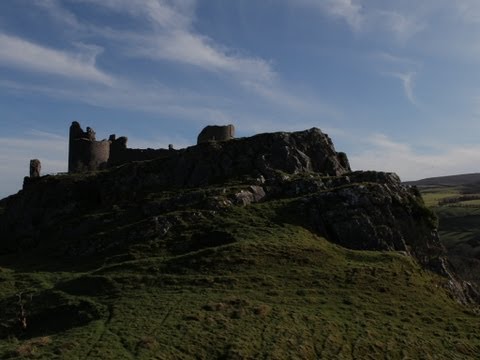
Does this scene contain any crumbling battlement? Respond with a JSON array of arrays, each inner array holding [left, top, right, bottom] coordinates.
[[108, 134, 174, 168], [68, 122, 236, 173], [69, 122, 110, 173], [68, 122, 180, 173]]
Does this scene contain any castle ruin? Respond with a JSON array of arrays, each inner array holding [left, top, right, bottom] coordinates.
[[68, 122, 235, 173], [68, 122, 110, 173], [197, 125, 235, 144]]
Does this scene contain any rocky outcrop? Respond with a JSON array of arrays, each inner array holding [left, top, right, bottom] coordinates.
[[269, 171, 479, 304], [288, 172, 440, 263], [96, 127, 351, 199]]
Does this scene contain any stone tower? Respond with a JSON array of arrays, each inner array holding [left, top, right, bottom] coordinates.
[[68, 121, 110, 173], [197, 125, 235, 144], [29, 159, 41, 178]]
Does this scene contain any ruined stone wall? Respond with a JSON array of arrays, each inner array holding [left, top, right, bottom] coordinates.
[[109, 147, 175, 167], [87, 140, 110, 171], [69, 122, 86, 173], [29, 159, 41, 178], [69, 139, 92, 173], [69, 122, 110, 173], [197, 125, 235, 144], [107, 136, 176, 167], [69, 139, 110, 172], [68, 122, 236, 173]]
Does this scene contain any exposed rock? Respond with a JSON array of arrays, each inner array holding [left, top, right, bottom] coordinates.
[[106, 127, 350, 192], [234, 186, 266, 206], [283, 171, 479, 304], [293, 174, 440, 259], [249, 185, 266, 202]]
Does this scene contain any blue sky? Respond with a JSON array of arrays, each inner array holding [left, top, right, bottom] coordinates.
[[2, 0, 480, 198]]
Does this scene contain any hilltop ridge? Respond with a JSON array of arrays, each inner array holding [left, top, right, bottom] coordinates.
[[2, 126, 476, 301], [404, 173, 480, 187], [0, 127, 479, 358]]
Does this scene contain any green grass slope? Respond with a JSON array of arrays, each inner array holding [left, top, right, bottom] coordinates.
[[0, 192, 479, 359]]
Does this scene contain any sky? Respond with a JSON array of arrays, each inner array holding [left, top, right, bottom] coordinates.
[[2, 0, 480, 198]]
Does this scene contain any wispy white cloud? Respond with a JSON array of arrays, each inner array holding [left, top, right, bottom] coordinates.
[[372, 52, 420, 106], [66, 0, 275, 81], [0, 33, 113, 85], [292, 0, 363, 31], [23, 0, 330, 122], [375, 10, 425, 43], [321, 0, 363, 31], [33, 0, 82, 29], [373, 52, 418, 66], [72, 0, 195, 30], [291, 0, 425, 43], [132, 31, 275, 81], [10, 0, 332, 124], [388, 72, 416, 105], [350, 133, 480, 181], [454, 0, 480, 23], [0, 79, 233, 124]]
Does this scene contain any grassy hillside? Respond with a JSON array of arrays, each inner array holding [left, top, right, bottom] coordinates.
[[0, 183, 479, 359]]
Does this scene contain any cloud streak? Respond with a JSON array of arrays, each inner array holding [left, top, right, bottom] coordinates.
[[4, 0, 330, 126], [389, 72, 416, 105], [291, 0, 425, 43], [374, 10, 425, 43], [321, 0, 363, 31], [33, 0, 82, 29], [67, 0, 275, 81], [0, 79, 233, 125], [0, 33, 113, 85], [132, 31, 275, 81]]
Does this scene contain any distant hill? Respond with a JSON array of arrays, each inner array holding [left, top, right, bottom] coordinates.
[[404, 173, 480, 186]]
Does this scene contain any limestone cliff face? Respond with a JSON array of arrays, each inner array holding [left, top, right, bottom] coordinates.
[[138, 127, 350, 186], [0, 128, 476, 303], [277, 172, 440, 264]]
